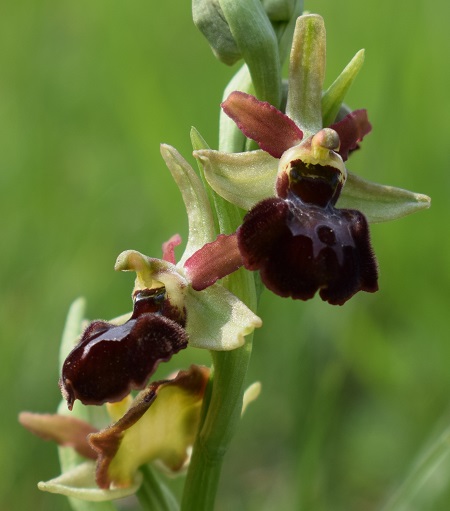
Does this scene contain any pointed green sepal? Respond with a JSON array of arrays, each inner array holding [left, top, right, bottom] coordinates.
[[194, 149, 277, 210], [59, 297, 87, 368], [322, 49, 365, 127], [160, 144, 215, 265], [219, 64, 254, 153], [337, 172, 431, 222], [192, 124, 252, 235], [37, 461, 142, 502], [286, 14, 326, 135], [184, 283, 262, 350], [190, 126, 210, 152]]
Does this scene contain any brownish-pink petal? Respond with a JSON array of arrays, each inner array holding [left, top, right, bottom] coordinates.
[[19, 412, 98, 460], [184, 233, 243, 290], [162, 234, 182, 264], [330, 109, 372, 161], [221, 91, 304, 158]]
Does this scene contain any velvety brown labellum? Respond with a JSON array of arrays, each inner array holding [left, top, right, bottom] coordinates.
[[237, 194, 378, 305], [60, 315, 188, 409], [60, 291, 188, 409]]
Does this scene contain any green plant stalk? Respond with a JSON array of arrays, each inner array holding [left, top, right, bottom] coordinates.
[[180, 211, 256, 509], [181, 149, 256, 509], [180, 4, 305, 507], [181, 77, 259, 511], [137, 464, 180, 511], [180, 339, 253, 511]]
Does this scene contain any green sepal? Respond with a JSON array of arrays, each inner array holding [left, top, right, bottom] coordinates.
[[37, 461, 142, 503], [191, 126, 245, 235], [220, 64, 254, 154], [190, 126, 220, 236], [184, 283, 262, 350], [322, 49, 365, 127], [286, 14, 326, 136], [160, 144, 215, 265], [59, 297, 87, 369], [337, 172, 431, 222], [194, 149, 277, 211]]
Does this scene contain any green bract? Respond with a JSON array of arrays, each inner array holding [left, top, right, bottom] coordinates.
[[37, 462, 142, 503]]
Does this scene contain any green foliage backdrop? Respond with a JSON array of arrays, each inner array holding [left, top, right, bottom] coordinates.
[[1, 1, 449, 510]]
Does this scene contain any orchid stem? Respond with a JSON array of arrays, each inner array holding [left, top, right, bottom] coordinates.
[[137, 464, 179, 511], [181, 139, 257, 510], [179, 4, 304, 502], [180, 340, 253, 511]]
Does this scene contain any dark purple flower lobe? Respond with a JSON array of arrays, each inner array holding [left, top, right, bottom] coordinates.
[[60, 291, 188, 409], [277, 160, 344, 207], [237, 194, 378, 305]]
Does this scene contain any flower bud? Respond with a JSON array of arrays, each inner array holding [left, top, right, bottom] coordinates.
[[193, 0, 282, 106], [192, 0, 241, 65], [261, 0, 297, 21]]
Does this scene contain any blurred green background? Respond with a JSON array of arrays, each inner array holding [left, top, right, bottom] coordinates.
[[1, 1, 449, 510]]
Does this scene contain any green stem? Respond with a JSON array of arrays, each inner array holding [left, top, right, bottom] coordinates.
[[137, 464, 180, 511], [181, 339, 253, 511], [181, 3, 304, 508], [220, 0, 282, 108], [183, 124, 258, 510]]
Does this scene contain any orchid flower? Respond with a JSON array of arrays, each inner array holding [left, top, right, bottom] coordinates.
[[193, 15, 430, 305], [19, 229, 259, 504], [20, 299, 211, 500], [19, 8, 432, 511], [59, 144, 261, 409], [20, 144, 262, 500]]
